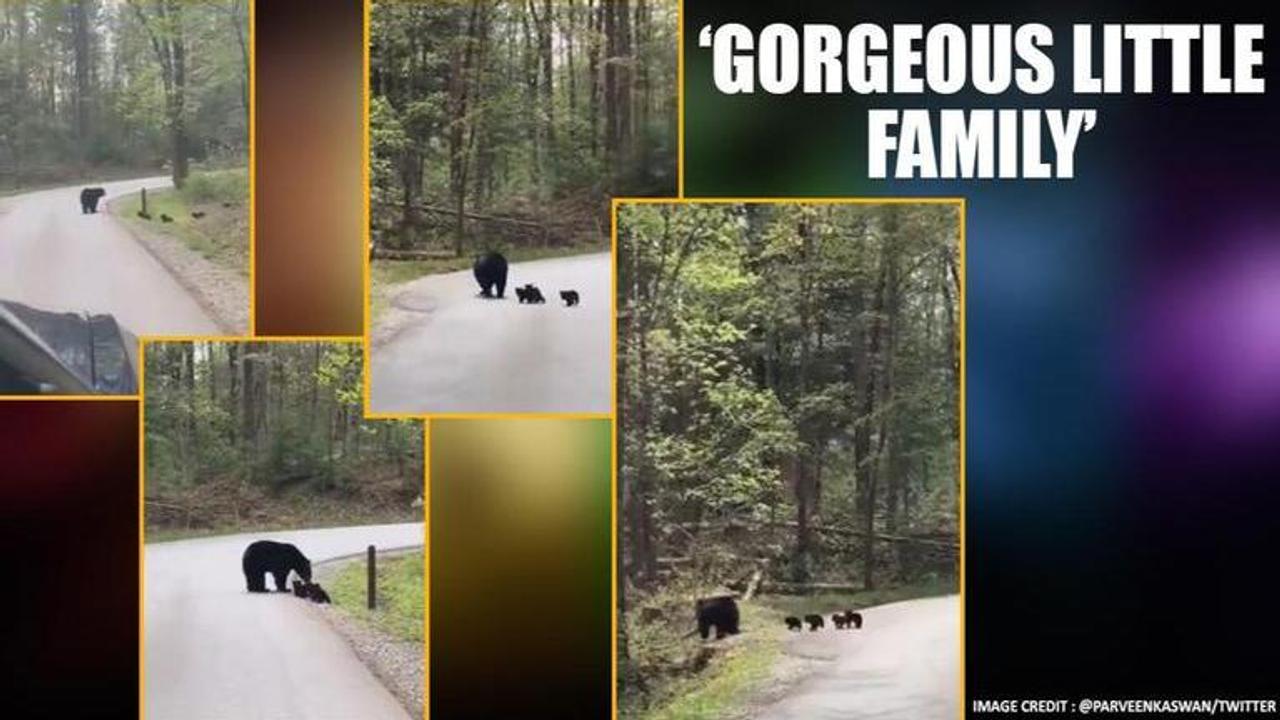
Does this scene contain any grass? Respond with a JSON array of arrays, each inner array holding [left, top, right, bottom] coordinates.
[[115, 168, 249, 276], [625, 577, 957, 720], [328, 552, 425, 643], [632, 602, 788, 720]]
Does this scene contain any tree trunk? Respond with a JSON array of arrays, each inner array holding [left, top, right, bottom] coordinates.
[[858, 209, 895, 590], [169, 0, 188, 187], [588, 0, 602, 156], [12, 1, 29, 182], [230, 0, 250, 127], [448, 2, 482, 256], [72, 0, 92, 170]]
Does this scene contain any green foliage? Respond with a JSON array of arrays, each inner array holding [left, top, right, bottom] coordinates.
[[369, 0, 677, 253], [619, 203, 961, 708], [181, 168, 247, 204], [145, 342, 423, 533], [624, 600, 784, 720], [116, 168, 248, 275], [0, 1, 249, 188]]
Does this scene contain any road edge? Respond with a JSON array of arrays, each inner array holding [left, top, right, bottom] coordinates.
[[313, 545, 425, 720], [105, 192, 249, 334], [369, 247, 613, 350]]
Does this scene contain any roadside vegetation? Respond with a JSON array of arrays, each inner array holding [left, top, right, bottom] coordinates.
[[626, 579, 955, 720], [115, 168, 249, 276], [328, 553, 425, 643]]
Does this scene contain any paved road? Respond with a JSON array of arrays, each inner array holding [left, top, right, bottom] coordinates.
[[0, 177, 218, 335], [752, 595, 960, 720], [145, 523, 423, 720], [370, 252, 611, 414]]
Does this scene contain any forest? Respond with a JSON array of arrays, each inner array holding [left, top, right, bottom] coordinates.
[[616, 203, 961, 713], [144, 342, 422, 536], [369, 0, 677, 260], [0, 0, 249, 190]]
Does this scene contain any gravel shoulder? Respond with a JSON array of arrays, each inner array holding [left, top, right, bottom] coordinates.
[[313, 548, 425, 720], [108, 192, 249, 334]]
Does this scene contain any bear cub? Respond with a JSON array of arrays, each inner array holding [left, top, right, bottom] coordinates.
[[559, 290, 580, 307], [291, 579, 332, 604], [516, 283, 546, 304]]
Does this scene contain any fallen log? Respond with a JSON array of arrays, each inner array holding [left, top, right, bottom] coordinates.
[[372, 248, 458, 261], [672, 521, 959, 550], [371, 200, 545, 229], [757, 581, 867, 595]]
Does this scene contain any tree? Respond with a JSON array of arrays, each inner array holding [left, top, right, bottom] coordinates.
[[0, 0, 248, 189], [127, 0, 188, 188], [369, 0, 677, 257]]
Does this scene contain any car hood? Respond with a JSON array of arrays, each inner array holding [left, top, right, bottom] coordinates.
[[0, 300, 138, 394]]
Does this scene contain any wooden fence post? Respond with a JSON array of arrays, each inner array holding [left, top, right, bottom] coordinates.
[[367, 545, 377, 610], [141, 187, 148, 215]]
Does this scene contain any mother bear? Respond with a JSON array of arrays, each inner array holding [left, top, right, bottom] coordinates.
[[80, 187, 106, 214], [473, 251, 509, 299], [242, 540, 311, 593]]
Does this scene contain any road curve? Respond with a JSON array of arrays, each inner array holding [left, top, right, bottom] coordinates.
[[0, 177, 218, 335], [370, 252, 611, 414], [144, 523, 423, 720], [751, 595, 960, 720]]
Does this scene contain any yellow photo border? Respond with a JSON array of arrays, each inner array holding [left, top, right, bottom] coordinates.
[[136, 333, 424, 719], [608, 196, 965, 720], [0, 1, 969, 719]]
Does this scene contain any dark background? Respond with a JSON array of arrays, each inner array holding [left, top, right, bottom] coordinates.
[[0, 402, 139, 718], [686, 0, 1280, 702]]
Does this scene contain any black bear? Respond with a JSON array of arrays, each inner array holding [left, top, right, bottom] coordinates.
[[160, 213, 174, 223], [306, 582, 332, 604], [516, 283, 546, 304], [784, 616, 803, 631], [804, 614, 825, 631], [832, 613, 848, 629], [559, 290, 580, 307], [242, 540, 311, 593], [80, 187, 106, 214], [191, 211, 206, 219], [696, 594, 740, 640], [473, 251, 509, 298], [842, 610, 863, 629], [292, 579, 310, 598]]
